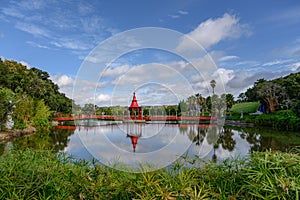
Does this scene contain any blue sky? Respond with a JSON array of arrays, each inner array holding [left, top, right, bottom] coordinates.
[[1, 0, 300, 106]]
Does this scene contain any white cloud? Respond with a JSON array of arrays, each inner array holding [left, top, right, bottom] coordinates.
[[96, 94, 111, 102], [219, 55, 239, 62], [1, 7, 24, 18], [20, 61, 31, 69], [26, 41, 50, 49], [234, 60, 260, 67], [102, 65, 131, 77], [2, 1, 115, 55], [178, 10, 188, 15], [262, 59, 293, 67], [15, 22, 50, 38], [291, 62, 300, 71], [51, 38, 92, 51], [16, 0, 46, 10], [176, 13, 251, 51], [169, 14, 180, 19], [51, 74, 74, 87]]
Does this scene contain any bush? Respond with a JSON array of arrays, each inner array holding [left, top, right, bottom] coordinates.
[[255, 110, 300, 131], [32, 118, 51, 134], [13, 119, 27, 130]]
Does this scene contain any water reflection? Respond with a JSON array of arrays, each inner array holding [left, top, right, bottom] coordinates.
[[2, 123, 300, 168]]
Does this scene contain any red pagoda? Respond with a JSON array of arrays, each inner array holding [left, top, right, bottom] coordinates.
[[129, 92, 142, 120]]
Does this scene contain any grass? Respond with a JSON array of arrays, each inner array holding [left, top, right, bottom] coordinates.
[[231, 101, 260, 114], [0, 147, 299, 199]]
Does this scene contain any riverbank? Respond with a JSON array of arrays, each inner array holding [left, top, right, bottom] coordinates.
[[226, 110, 300, 131], [0, 126, 36, 143], [0, 148, 299, 199]]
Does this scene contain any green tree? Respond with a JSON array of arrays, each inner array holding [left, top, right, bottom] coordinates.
[[178, 100, 188, 116], [13, 95, 34, 129], [245, 78, 267, 102], [237, 92, 247, 103], [33, 99, 51, 119], [225, 93, 234, 112], [0, 88, 15, 131], [257, 82, 287, 113]]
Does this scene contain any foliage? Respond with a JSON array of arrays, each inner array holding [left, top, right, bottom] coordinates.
[[32, 118, 51, 134], [12, 95, 34, 128], [0, 59, 73, 114], [257, 82, 287, 113], [242, 149, 300, 199], [0, 88, 15, 131], [225, 93, 234, 111], [245, 78, 267, 102], [0, 148, 299, 199], [33, 99, 51, 120], [0, 59, 74, 130], [291, 99, 300, 117], [178, 100, 188, 115], [231, 101, 260, 114], [254, 110, 300, 131], [243, 72, 300, 113]]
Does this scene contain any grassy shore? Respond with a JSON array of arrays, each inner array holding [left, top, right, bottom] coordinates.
[[0, 148, 299, 199]]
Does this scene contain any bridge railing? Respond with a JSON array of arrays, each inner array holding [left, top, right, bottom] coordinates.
[[56, 115, 217, 122]]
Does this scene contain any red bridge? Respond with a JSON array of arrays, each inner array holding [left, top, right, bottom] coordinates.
[[57, 93, 217, 123], [56, 115, 216, 122]]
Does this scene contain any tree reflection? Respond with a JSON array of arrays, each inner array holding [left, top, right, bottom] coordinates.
[[12, 126, 74, 152], [238, 129, 261, 151], [184, 125, 238, 161], [218, 127, 236, 151]]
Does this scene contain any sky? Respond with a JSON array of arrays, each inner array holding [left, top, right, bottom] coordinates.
[[1, 0, 300, 106]]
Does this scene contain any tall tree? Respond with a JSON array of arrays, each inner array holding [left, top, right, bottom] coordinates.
[[225, 93, 234, 112], [210, 80, 216, 95], [245, 78, 267, 102], [257, 82, 286, 113]]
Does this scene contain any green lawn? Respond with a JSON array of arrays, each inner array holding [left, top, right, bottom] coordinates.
[[231, 101, 260, 114]]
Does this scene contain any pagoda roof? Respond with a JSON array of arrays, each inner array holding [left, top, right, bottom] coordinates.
[[129, 92, 140, 108]]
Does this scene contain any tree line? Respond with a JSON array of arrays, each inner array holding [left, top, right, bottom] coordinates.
[[0, 58, 73, 131]]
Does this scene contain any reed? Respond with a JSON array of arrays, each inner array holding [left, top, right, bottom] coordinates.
[[0, 147, 299, 199]]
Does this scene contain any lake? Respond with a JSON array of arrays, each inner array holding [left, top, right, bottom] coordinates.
[[2, 122, 300, 171]]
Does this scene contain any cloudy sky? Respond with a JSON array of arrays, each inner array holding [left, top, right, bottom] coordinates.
[[1, 0, 300, 106]]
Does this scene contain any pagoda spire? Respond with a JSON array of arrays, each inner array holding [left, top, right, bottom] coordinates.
[[129, 92, 139, 108]]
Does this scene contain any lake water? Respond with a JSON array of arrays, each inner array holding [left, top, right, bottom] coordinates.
[[2, 122, 300, 171]]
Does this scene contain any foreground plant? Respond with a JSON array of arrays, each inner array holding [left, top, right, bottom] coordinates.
[[0, 147, 299, 199]]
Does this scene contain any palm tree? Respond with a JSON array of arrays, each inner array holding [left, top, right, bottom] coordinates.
[[210, 80, 216, 95]]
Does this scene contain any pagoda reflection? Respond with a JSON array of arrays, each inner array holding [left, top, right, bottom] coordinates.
[[126, 123, 143, 152]]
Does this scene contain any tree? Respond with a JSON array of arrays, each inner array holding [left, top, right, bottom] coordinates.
[[245, 78, 267, 102], [212, 94, 226, 117], [291, 99, 300, 117], [33, 99, 51, 119], [257, 82, 287, 113], [237, 92, 247, 103], [225, 93, 234, 112], [210, 80, 216, 95], [82, 103, 96, 115], [178, 100, 188, 116], [195, 93, 206, 113], [0, 88, 15, 131]]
